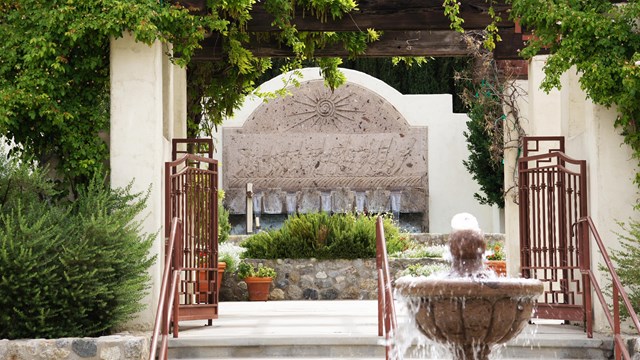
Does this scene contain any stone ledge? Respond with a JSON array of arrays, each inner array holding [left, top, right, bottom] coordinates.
[[0, 334, 149, 360], [219, 258, 449, 301]]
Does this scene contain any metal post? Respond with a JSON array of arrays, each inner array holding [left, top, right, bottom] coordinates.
[[246, 183, 253, 234]]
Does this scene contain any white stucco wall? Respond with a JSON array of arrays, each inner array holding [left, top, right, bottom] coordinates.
[[216, 67, 500, 233], [110, 33, 186, 329], [513, 55, 639, 332]]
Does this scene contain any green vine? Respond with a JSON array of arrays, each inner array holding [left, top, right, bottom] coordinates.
[[511, 0, 640, 191], [190, 0, 380, 137], [0, 1, 208, 191], [0, 0, 379, 189], [1, 0, 503, 193], [443, 0, 502, 51]]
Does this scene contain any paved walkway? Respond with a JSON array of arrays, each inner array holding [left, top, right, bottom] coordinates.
[[171, 300, 619, 359], [178, 300, 589, 341]]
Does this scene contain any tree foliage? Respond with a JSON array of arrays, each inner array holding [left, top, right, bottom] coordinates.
[[512, 0, 640, 189], [0, 1, 207, 190], [0, 0, 377, 188]]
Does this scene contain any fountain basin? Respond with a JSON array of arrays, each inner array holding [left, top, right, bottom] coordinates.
[[395, 277, 544, 360]]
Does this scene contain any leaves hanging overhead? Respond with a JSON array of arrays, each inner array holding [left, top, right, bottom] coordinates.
[[512, 0, 640, 192]]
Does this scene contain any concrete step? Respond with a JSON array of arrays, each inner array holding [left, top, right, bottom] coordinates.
[[166, 301, 616, 359], [168, 328, 615, 359]]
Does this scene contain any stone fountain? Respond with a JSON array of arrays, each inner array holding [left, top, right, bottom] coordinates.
[[395, 213, 544, 360]]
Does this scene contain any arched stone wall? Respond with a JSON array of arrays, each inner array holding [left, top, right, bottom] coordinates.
[[222, 79, 428, 228]]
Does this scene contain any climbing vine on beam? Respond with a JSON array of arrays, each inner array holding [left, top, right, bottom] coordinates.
[[0, 0, 379, 188], [0, 0, 499, 192]]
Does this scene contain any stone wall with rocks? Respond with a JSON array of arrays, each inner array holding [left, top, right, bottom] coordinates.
[[221, 233, 506, 301], [220, 258, 447, 301], [0, 334, 148, 360]]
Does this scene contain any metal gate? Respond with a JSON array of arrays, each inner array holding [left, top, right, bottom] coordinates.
[[518, 136, 590, 322], [165, 138, 219, 323]]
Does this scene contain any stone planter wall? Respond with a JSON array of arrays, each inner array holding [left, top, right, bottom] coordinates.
[[0, 335, 148, 360], [221, 233, 505, 301], [219, 258, 448, 301]]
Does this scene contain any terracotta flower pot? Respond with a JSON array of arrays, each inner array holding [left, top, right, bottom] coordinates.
[[486, 260, 507, 276], [217, 261, 227, 292], [244, 276, 273, 301]]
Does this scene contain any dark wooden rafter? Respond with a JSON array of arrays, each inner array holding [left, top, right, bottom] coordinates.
[[174, 0, 529, 60], [193, 30, 477, 60], [246, 0, 513, 32]]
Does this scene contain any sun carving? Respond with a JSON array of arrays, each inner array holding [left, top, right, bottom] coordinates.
[[285, 90, 362, 131]]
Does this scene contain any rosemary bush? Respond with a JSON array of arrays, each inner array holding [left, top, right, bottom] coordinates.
[[608, 220, 640, 319], [0, 156, 154, 339], [241, 213, 408, 259]]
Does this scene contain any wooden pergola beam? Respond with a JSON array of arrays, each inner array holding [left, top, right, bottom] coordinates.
[[192, 30, 473, 60], [175, 0, 527, 60], [245, 1, 512, 32], [192, 29, 526, 60]]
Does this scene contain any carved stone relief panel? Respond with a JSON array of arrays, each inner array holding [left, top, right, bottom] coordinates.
[[223, 79, 428, 226]]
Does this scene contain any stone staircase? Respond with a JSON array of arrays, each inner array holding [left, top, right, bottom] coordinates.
[[165, 301, 623, 360]]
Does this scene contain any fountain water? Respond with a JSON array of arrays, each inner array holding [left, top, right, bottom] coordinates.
[[253, 192, 263, 230], [285, 192, 297, 215], [395, 213, 543, 360], [355, 192, 366, 213], [390, 191, 401, 222], [320, 192, 332, 213]]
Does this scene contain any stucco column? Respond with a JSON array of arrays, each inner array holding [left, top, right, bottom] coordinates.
[[110, 32, 165, 330]]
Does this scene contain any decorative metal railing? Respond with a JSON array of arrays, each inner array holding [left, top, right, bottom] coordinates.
[[165, 153, 219, 323], [376, 217, 400, 360], [519, 141, 589, 324], [150, 217, 183, 360], [576, 216, 640, 360]]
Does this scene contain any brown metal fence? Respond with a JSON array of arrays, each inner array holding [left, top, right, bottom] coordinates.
[[518, 136, 589, 323], [165, 139, 219, 324]]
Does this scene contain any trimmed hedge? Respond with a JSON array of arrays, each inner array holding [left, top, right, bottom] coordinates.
[[0, 157, 154, 339], [241, 212, 408, 259]]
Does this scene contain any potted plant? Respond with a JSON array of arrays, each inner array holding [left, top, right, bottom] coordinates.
[[196, 249, 211, 303], [485, 240, 506, 276], [237, 261, 276, 301]]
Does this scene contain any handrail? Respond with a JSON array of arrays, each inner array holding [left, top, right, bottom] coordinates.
[[376, 217, 399, 360], [577, 216, 640, 360], [149, 217, 183, 360]]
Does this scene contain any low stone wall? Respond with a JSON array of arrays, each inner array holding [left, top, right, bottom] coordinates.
[[220, 258, 448, 301], [222, 233, 505, 301], [0, 335, 149, 360]]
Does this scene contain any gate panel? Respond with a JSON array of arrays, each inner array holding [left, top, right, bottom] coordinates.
[[166, 139, 219, 323], [518, 137, 589, 322]]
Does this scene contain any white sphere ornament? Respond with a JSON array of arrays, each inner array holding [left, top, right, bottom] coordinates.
[[450, 212, 480, 232]]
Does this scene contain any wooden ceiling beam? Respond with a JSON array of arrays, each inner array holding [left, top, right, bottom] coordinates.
[[245, 4, 512, 32], [175, 0, 527, 60], [192, 31, 470, 60], [173, 0, 512, 31], [191, 30, 526, 60]]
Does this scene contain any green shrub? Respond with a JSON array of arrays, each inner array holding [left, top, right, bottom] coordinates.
[[0, 159, 154, 339], [241, 213, 408, 259], [608, 220, 640, 320], [218, 190, 231, 244], [219, 242, 244, 273]]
